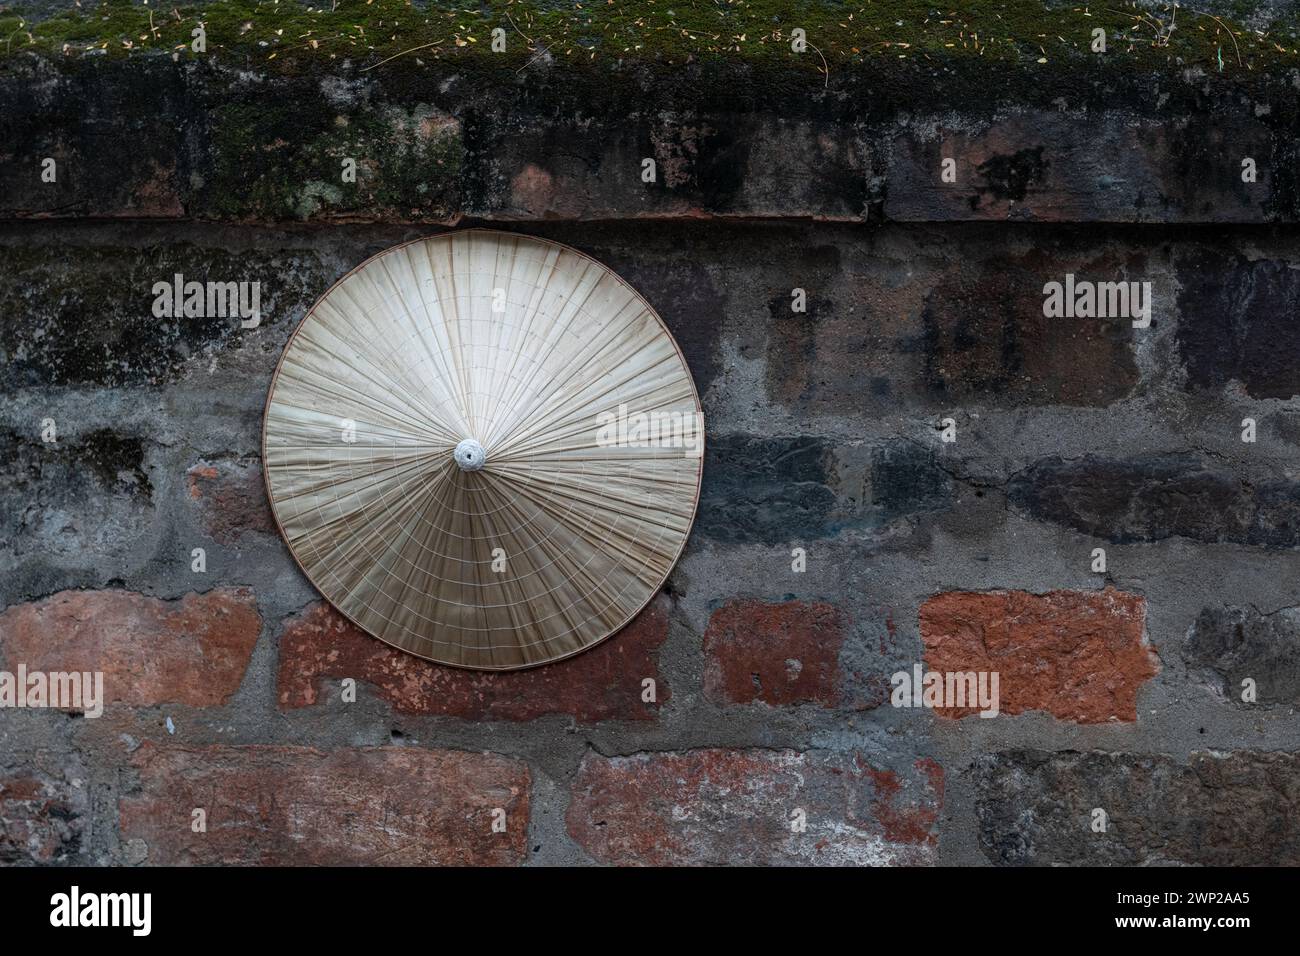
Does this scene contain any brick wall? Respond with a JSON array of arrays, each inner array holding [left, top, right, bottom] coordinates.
[[4, 2, 1300, 866]]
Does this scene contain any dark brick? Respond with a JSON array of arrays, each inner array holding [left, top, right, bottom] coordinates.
[[765, 289, 836, 405], [977, 750, 1300, 866], [1185, 605, 1300, 706], [590, 254, 725, 396], [763, 273, 863, 407], [0, 59, 186, 219], [1178, 252, 1300, 399], [922, 253, 1139, 407], [496, 114, 868, 221], [567, 749, 941, 866], [1008, 455, 1300, 546], [887, 113, 1272, 222], [870, 441, 951, 521], [697, 435, 837, 544], [197, 95, 463, 221], [0, 428, 150, 498], [759, 242, 921, 416]]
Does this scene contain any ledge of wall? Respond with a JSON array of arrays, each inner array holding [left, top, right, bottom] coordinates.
[[3, 1, 1300, 223]]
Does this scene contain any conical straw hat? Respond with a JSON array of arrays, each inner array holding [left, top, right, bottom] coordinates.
[[262, 231, 703, 670]]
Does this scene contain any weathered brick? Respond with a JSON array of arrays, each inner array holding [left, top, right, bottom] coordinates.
[[887, 113, 1271, 222], [7, 51, 1289, 226], [703, 599, 847, 707], [494, 115, 869, 221], [0, 428, 155, 568], [1008, 455, 1300, 546], [638, 115, 868, 220], [200, 97, 463, 221], [187, 458, 275, 544], [1178, 252, 1300, 399], [0, 768, 87, 865], [1185, 605, 1300, 705], [278, 597, 670, 721], [0, 588, 261, 708], [762, 245, 925, 416], [977, 750, 1300, 866], [697, 435, 837, 543], [0, 60, 186, 220], [0, 241, 331, 389], [870, 441, 952, 521], [919, 588, 1156, 723], [567, 749, 942, 866], [922, 252, 1139, 406], [119, 744, 529, 865]]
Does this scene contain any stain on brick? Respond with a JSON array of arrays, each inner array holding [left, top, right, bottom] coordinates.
[[0, 588, 261, 709], [278, 597, 670, 721], [920, 588, 1156, 722], [974, 147, 1047, 205], [1008, 455, 1300, 546], [887, 114, 1272, 222], [703, 599, 847, 707], [120, 744, 528, 865], [1185, 605, 1300, 705], [567, 749, 942, 866], [977, 750, 1300, 866]]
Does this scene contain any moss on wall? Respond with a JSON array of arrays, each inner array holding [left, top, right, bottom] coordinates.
[[0, 0, 1295, 79], [199, 95, 462, 219]]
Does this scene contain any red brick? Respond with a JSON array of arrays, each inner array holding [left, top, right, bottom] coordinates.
[[919, 587, 1157, 723], [186, 458, 275, 543], [703, 599, 846, 707], [119, 744, 529, 865], [0, 769, 86, 864], [278, 597, 670, 721], [0, 588, 261, 708], [566, 749, 941, 866]]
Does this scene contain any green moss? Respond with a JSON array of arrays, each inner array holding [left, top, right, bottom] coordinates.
[[198, 94, 463, 219], [0, 0, 1296, 77]]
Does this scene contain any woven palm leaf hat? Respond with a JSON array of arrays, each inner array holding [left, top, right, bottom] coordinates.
[[262, 230, 703, 670]]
